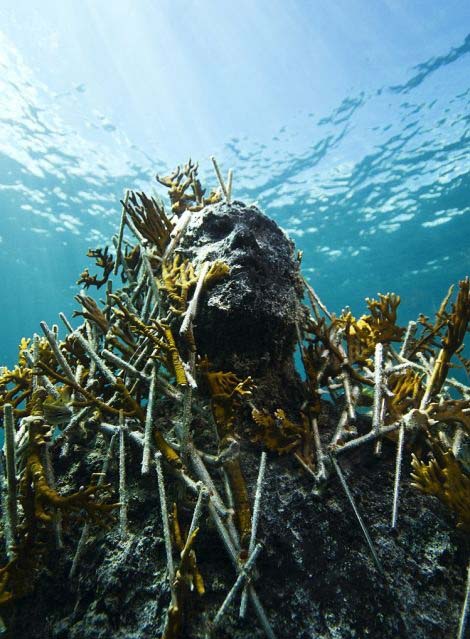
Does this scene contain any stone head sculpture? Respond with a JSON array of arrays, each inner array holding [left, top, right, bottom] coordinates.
[[176, 200, 305, 387]]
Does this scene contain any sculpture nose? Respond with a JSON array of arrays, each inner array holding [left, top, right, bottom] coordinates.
[[229, 228, 260, 251]]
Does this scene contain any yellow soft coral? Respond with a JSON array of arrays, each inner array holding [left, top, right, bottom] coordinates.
[[386, 370, 424, 422], [411, 438, 470, 533], [334, 293, 405, 364], [123, 190, 174, 256], [156, 160, 221, 217], [251, 408, 305, 455], [0, 414, 118, 606], [423, 277, 470, 401], [159, 256, 229, 316], [22, 417, 117, 525], [200, 360, 253, 547]]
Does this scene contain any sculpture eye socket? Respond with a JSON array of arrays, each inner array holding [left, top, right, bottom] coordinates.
[[206, 215, 234, 240]]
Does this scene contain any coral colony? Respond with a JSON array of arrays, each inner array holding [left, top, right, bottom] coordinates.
[[0, 158, 469, 638]]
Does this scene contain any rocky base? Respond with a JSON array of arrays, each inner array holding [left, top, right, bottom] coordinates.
[[5, 408, 467, 639]]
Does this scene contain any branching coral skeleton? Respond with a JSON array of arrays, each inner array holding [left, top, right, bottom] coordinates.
[[0, 159, 468, 639]]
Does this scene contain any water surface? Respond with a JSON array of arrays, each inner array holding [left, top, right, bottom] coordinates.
[[0, 2, 468, 367]]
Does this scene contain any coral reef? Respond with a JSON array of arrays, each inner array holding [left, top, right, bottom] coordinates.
[[0, 159, 468, 639]]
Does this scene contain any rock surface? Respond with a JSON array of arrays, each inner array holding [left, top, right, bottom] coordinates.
[[8, 423, 467, 639]]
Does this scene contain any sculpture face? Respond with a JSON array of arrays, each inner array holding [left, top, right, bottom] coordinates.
[[176, 200, 304, 371]]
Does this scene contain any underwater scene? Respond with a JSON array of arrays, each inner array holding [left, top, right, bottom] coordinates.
[[0, 2, 469, 638]]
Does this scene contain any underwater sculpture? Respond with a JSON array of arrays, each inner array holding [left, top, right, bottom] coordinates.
[[0, 158, 468, 638]]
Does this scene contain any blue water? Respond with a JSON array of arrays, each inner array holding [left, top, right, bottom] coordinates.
[[0, 1, 469, 367]]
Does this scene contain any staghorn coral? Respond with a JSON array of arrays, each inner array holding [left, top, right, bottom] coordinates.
[[159, 255, 199, 315], [199, 360, 254, 547], [1, 159, 469, 639], [171, 503, 205, 597], [0, 363, 32, 415], [110, 294, 187, 387], [0, 411, 117, 605], [73, 294, 109, 335], [23, 417, 116, 525], [161, 502, 206, 638], [333, 293, 405, 365], [0, 536, 47, 605], [158, 255, 229, 316], [0, 336, 59, 418], [299, 343, 323, 415], [425, 398, 470, 433], [163, 523, 202, 639], [122, 190, 174, 255], [422, 277, 470, 403], [77, 247, 114, 290], [156, 159, 221, 217], [385, 369, 424, 423]]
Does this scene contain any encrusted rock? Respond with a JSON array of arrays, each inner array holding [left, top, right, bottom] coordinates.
[[177, 200, 305, 370], [176, 199, 306, 411]]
